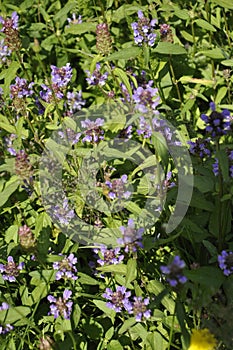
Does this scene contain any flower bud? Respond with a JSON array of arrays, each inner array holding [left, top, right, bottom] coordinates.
[[96, 23, 112, 55]]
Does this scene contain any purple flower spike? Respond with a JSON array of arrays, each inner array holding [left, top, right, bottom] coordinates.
[[86, 63, 108, 86], [128, 296, 151, 322], [47, 289, 73, 319], [201, 102, 232, 137], [132, 81, 160, 113], [160, 255, 187, 287], [218, 250, 233, 276], [81, 118, 104, 143], [131, 11, 157, 47], [10, 77, 34, 99], [50, 197, 75, 226], [103, 286, 131, 312], [105, 174, 131, 200], [118, 219, 144, 253], [53, 253, 78, 280], [0, 256, 24, 282], [93, 245, 124, 266], [51, 63, 72, 88]]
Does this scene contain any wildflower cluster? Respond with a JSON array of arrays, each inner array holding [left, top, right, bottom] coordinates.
[[0, 256, 24, 282], [160, 256, 187, 287], [53, 253, 78, 280], [131, 11, 157, 46], [47, 289, 73, 319], [218, 250, 233, 276], [103, 286, 151, 322], [118, 219, 144, 253], [0, 303, 13, 335]]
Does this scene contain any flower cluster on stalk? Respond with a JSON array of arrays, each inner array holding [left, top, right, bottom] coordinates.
[[81, 118, 104, 143], [0, 256, 24, 282], [53, 253, 78, 280], [103, 286, 151, 322], [218, 250, 233, 276], [86, 63, 108, 86], [131, 11, 157, 46], [160, 255, 187, 287], [105, 174, 131, 200], [93, 245, 124, 266], [212, 150, 233, 178], [50, 197, 75, 226], [0, 11, 21, 51], [201, 102, 231, 137], [47, 289, 73, 319], [118, 219, 144, 253]]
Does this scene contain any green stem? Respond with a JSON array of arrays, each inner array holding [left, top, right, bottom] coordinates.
[[169, 56, 182, 105], [68, 331, 77, 350]]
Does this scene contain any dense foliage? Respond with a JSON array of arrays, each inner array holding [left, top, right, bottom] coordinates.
[[0, 0, 233, 349]]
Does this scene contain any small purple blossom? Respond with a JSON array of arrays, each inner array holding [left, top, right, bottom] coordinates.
[[40, 83, 63, 102], [81, 118, 104, 143], [0, 11, 19, 32], [105, 174, 131, 200], [93, 245, 124, 266], [0, 39, 11, 63], [103, 286, 132, 312], [118, 219, 144, 253], [0, 256, 24, 282], [0, 303, 13, 335], [10, 77, 34, 99], [201, 102, 231, 137], [188, 138, 212, 158], [53, 253, 78, 280], [86, 63, 108, 86], [51, 198, 75, 225], [128, 296, 151, 322], [132, 81, 160, 113], [160, 256, 187, 287], [66, 90, 85, 115], [67, 13, 82, 26], [58, 128, 81, 145], [131, 11, 157, 47], [4, 133, 17, 155], [137, 116, 152, 138], [47, 289, 73, 319], [51, 63, 72, 88], [218, 250, 233, 276]]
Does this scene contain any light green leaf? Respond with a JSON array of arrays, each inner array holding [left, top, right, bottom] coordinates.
[[65, 22, 97, 35], [105, 47, 141, 61], [0, 177, 19, 207], [125, 259, 137, 287], [201, 48, 225, 59], [211, 0, 233, 9], [154, 42, 187, 55], [195, 19, 216, 32]]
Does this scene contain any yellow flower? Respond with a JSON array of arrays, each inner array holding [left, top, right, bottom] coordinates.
[[188, 328, 217, 350]]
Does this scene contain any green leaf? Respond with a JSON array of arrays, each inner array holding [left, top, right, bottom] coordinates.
[[201, 48, 225, 59], [154, 42, 187, 55], [216, 149, 229, 182], [211, 0, 233, 9], [0, 306, 31, 324], [146, 331, 168, 349], [113, 67, 132, 96], [221, 59, 233, 67], [92, 300, 115, 320], [65, 22, 97, 35], [125, 259, 137, 287], [190, 192, 215, 211], [105, 47, 141, 61], [5, 225, 18, 244], [185, 267, 224, 290], [107, 340, 123, 350], [53, 2, 76, 25], [78, 272, 100, 285], [118, 317, 137, 334], [97, 264, 127, 275], [73, 304, 81, 327], [147, 280, 175, 313], [195, 19, 216, 32], [0, 177, 19, 207], [194, 175, 214, 193]]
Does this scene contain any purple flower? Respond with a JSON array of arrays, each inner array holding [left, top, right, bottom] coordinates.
[[66, 91, 85, 114], [4, 133, 17, 155], [105, 174, 131, 200], [58, 128, 81, 145], [67, 13, 82, 25], [132, 81, 160, 113], [10, 77, 34, 99], [51, 63, 72, 88], [0, 303, 13, 334], [93, 245, 124, 266], [40, 83, 63, 102], [188, 138, 212, 158], [128, 296, 151, 322], [201, 102, 231, 137], [212, 158, 219, 176], [0, 39, 11, 63], [81, 118, 104, 143], [131, 11, 157, 47], [86, 63, 108, 86], [137, 116, 152, 138], [103, 286, 132, 312], [50, 198, 75, 225], [0, 302, 10, 311], [47, 289, 73, 319], [0, 11, 19, 32], [118, 219, 144, 253], [218, 250, 233, 276], [160, 256, 187, 287], [53, 253, 78, 280], [0, 256, 24, 282]]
